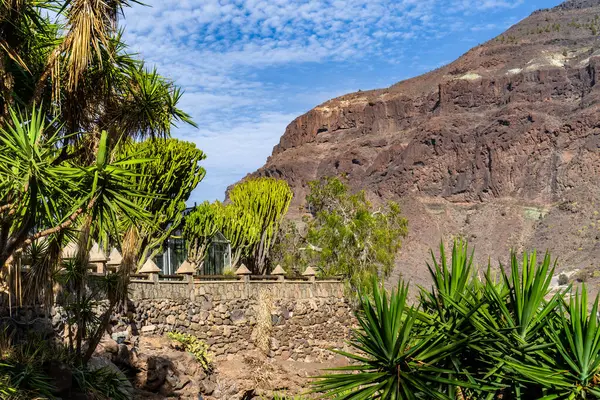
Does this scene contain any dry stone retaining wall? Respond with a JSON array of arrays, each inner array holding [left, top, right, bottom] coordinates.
[[120, 279, 354, 362]]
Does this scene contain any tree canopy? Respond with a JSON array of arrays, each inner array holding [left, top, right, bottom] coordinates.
[[117, 138, 206, 269], [271, 176, 408, 291], [183, 177, 293, 274], [0, 0, 198, 373], [0, 0, 195, 265]]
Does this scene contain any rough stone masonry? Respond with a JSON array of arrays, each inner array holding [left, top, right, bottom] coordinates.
[[116, 278, 355, 362]]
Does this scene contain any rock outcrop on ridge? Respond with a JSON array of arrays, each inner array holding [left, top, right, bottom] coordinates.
[[249, 0, 600, 287]]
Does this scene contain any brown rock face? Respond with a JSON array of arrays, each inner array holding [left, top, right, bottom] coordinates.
[[249, 0, 600, 287]]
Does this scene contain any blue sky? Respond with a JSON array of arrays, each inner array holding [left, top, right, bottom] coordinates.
[[122, 0, 563, 205]]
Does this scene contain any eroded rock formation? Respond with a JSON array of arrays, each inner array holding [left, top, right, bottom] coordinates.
[[249, 0, 600, 286]]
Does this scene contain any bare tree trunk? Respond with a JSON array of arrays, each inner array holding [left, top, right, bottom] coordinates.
[[0, 179, 38, 267], [231, 247, 243, 271], [83, 301, 115, 363]]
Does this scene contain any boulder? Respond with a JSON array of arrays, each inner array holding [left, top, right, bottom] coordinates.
[[46, 361, 72, 394], [141, 325, 156, 334], [112, 330, 130, 344], [88, 357, 134, 398], [100, 336, 119, 354], [115, 343, 131, 367]]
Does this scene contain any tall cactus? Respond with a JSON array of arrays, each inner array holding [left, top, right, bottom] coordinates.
[[221, 202, 262, 270], [228, 178, 293, 273], [117, 138, 206, 268], [183, 201, 225, 266], [183, 177, 292, 274]]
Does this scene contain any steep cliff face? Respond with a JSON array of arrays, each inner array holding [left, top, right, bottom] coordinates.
[[251, 0, 600, 286]]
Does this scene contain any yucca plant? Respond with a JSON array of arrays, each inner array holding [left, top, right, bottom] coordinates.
[[470, 252, 564, 398], [420, 241, 483, 341], [0, 361, 56, 399], [314, 241, 600, 400], [420, 241, 496, 399], [503, 285, 600, 399], [0, 335, 58, 399], [72, 366, 132, 400], [313, 279, 476, 399]]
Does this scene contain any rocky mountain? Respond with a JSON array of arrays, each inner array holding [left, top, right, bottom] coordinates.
[[251, 0, 600, 287]]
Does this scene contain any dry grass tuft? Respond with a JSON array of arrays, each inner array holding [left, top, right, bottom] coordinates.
[[253, 288, 273, 355]]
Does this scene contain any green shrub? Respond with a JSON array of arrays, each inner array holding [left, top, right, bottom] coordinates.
[[0, 360, 56, 399], [0, 331, 133, 400], [313, 241, 600, 399], [72, 366, 131, 400], [265, 394, 311, 400], [0, 333, 60, 399], [167, 332, 212, 371]]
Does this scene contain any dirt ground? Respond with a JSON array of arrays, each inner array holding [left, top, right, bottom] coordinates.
[[129, 335, 349, 400]]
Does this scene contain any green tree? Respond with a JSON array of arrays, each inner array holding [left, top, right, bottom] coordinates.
[[228, 177, 293, 274], [0, 0, 196, 376], [117, 138, 206, 269], [0, 0, 194, 265], [183, 200, 226, 267], [0, 109, 149, 267], [0, 109, 151, 366], [183, 178, 293, 274], [1, 0, 194, 145], [269, 220, 307, 276], [304, 177, 408, 291]]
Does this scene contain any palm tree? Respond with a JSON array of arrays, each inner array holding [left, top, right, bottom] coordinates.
[[0, 0, 196, 266], [0, 107, 150, 266], [1, 0, 195, 148], [0, 0, 55, 115], [0, 0, 198, 366]]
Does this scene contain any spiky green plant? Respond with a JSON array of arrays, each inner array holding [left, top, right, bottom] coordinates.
[[313, 278, 474, 399], [418, 241, 492, 399], [72, 366, 132, 400], [313, 241, 600, 400], [0, 333, 62, 399], [505, 285, 600, 399], [0, 361, 56, 399], [468, 252, 564, 398]]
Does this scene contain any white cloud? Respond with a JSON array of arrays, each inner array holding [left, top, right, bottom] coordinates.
[[471, 23, 499, 31], [185, 112, 298, 203], [123, 0, 524, 74]]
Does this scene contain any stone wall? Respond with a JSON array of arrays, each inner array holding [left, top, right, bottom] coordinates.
[[117, 278, 354, 362]]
